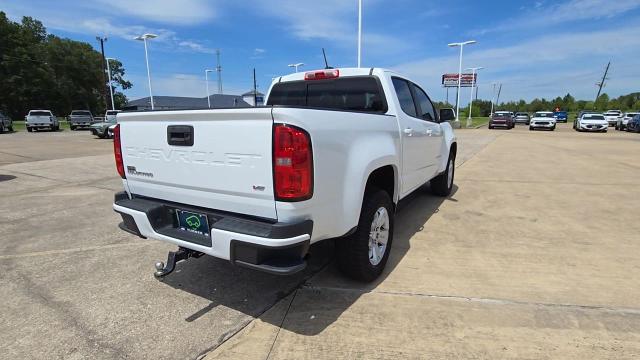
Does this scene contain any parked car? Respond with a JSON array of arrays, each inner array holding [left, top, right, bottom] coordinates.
[[107, 124, 117, 138], [105, 110, 121, 123], [0, 111, 13, 133], [575, 113, 608, 132], [26, 110, 59, 132], [514, 112, 530, 125], [573, 110, 600, 129], [616, 112, 639, 131], [112, 67, 458, 282], [553, 111, 568, 123], [489, 113, 514, 129], [90, 114, 118, 138], [68, 110, 95, 130], [529, 111, 556, 131], [627, 114, 640, 132], [603, 110, 623, 127]]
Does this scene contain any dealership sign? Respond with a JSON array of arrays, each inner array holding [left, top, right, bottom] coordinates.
[[442, 73, 477, 87]]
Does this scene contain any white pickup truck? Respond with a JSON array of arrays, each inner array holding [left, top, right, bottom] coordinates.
[[113, 68, 457, 281], [26, 109, 59, 132]]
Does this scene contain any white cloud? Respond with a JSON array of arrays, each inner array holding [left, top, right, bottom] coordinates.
[[2, 1, 216, 54], [251, 0, 409, 53], [395, 25, 640, 102], [94, 0, 217, 25], [475, 0, 640, 34]]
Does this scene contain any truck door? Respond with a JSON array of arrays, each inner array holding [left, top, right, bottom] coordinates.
[[410, 83, 442, 179], [391, 77, 431, 196]]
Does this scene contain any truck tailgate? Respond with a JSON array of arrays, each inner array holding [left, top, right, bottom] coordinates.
[[118, 109, 277, 220]]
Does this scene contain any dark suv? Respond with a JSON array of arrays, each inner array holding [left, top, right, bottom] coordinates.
[[489, 113, 514, 129]]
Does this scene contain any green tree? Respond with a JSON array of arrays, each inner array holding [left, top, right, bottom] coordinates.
[[0, 12, 132, 119]]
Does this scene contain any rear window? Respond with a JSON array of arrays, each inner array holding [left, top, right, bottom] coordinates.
[[106, 111, 119, 115], [585, 115, 605, 120], [267, 76, 387, 113], [72, 111, 92, 116], [30, 111, 51, 116]]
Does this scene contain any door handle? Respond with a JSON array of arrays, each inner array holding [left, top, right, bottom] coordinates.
[[167, 125, 194, 146], [403, 128, 414, 136]]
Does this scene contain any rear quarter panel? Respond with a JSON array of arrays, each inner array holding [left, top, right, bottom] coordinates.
[[272, 107, 400, 242]]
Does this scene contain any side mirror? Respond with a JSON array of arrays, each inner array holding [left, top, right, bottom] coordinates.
[[439, 108, 456, 122]]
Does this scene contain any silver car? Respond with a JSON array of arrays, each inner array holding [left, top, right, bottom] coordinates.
[[514, 112, 530, 125]]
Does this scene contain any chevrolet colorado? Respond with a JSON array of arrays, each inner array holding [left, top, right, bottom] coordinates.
[[112, 68, 457, 281]]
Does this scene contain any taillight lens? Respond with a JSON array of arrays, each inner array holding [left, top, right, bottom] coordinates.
[[304, 69, 339, 80], [273, 124, 313, 201], [113, 124, 125, 179]]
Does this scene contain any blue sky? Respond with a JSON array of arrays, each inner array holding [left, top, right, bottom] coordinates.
[[3, 0, 640, 104]]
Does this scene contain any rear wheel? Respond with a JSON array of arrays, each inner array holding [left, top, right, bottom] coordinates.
[[336, 189, 394, 282], [8, 124, 13, 132]]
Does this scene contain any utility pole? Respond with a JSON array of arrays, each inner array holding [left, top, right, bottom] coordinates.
[[594, 61, 610, 109], [490, 83, 497, 116], [216, 49, 223, 94], [446, 87, 449, 104], [253, 68, 258, 107], [495, 83, 503, 109], [96, 36, 109, 111]]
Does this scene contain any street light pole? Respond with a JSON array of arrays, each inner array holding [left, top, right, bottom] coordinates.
[[465, 66, 484, 127], [287, 63, 304, 73], [357, 0, 362, 68], [105, 58, 116, 110], [135, 33, 157, 110], [205, 69, 214, 108], [448, 40, 476, 124]]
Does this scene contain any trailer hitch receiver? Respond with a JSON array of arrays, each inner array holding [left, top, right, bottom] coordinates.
[[154, 247, 203, 278]]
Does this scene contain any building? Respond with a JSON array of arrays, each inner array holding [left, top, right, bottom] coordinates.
[[124, 94, 251, 111], [241, 90, 265, 107]]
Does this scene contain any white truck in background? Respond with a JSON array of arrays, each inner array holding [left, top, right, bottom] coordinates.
[[112, 68, 457, 281], [25, 109, 59, 132]]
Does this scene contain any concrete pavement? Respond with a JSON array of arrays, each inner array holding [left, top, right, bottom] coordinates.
[[206, 124, 640, 359]]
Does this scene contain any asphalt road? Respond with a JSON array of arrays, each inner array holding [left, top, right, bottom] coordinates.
[[1, 124, 639, 359]]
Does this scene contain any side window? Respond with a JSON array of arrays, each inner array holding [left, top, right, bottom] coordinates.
[[392, 78, 417, 118], [411, 84, 436, 122]]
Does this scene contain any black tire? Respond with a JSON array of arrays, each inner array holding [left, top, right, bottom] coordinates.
[[336, 189, 394, 282], [27, 127, 33, 132], [0, 124, 4, 133], [430, 150, 455, 197], [8, 125, 13, 132], [529, 126, 534, 131], [70, 125, 76, 131], [551, 126, 556, 131]]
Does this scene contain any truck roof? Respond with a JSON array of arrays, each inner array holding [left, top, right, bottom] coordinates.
[[276, 67, 392, 84]]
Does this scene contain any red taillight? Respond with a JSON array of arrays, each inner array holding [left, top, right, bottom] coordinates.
[[273, 124, 313, 201], [304, 69, 339, 81], [113, 124, 125, 179]]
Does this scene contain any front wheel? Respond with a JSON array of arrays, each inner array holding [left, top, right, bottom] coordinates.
[[529, 126, 534, 131], [336, 189, 394, 282], [27, 127, 33, 132]]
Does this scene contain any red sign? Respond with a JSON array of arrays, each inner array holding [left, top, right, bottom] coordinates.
[[442, 73, 477, 87]]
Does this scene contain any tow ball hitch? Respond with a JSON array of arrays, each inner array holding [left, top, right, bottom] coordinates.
[[154, 247, 203, 278]]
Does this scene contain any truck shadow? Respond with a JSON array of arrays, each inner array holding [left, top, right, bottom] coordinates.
[[161, 184, 457, 336]]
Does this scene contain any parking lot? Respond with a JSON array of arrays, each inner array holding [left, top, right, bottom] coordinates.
[[1, 124, 639, 359]]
